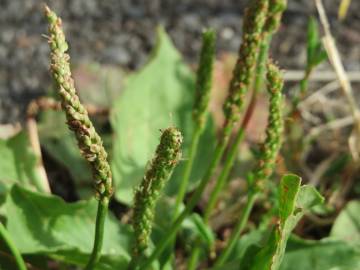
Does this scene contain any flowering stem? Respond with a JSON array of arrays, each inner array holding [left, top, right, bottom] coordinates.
[[44, 6, 113, 269], [160, 30, 215, 268], [204, 34, 271, 224], [131, 128, 182, 259], [174, 29, 215, 217], [85, 200, 108, 270], [214, 61, 284, 266], [138, 133, 230, 270], [186, 34, 271, 270], [0, 222, 27, 270], [139, 0, 270, 267]]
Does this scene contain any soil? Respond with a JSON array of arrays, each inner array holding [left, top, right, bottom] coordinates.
[[0, 0, 359, 124]]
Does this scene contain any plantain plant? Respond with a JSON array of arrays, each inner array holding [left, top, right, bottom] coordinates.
[[2, 1, 359, 270]]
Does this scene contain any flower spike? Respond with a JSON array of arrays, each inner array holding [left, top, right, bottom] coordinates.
[[132, 127, 183, 256]]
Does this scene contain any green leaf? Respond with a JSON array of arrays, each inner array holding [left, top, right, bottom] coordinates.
[[221, 228, 266, 266], [306, 17, 319, 66], [324, 153, 351, 177], [312, 50, 327, 67], [280, 236, 360, 270], [37, 110, 93, 198], [213, 235, 360, 270], [0, 131, 45, 196], [73, 62, 124, 108], [246, 174, 324, 270], [4, 185, 132, 267], [182, 213, 215, 249], [110, 27, 216, 204], [50, 250, 129, 270], [306, 17, 327, 71], [331, 200, 360, 244]]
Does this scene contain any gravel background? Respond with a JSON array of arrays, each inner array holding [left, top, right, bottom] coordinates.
[[0, 0, 359, 123]]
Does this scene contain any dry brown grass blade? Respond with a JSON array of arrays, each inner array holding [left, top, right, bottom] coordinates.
[[314, 0, 360, 161], [26, 118, 51, 193]]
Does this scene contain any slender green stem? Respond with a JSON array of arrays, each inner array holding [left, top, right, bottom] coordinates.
[[0, 222, 27, 270], [204, 35, 271, 223], [213, 193, 257, 267], [214, 61, 284, 267], [184, 127, 244, 270], [253, 35, 271, 97], [137, 124, 233, 270], [85, 199, 109, 270], [186, 35, 272, 270], [174, 125, 203, 215], [291, 68, 311, 113], [187, 245, 201, 270], [204, 129, 246, 222]]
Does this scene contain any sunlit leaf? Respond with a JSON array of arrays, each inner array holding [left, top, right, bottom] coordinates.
[[110, 27, 216, 205], [4, 185, 132, 268]]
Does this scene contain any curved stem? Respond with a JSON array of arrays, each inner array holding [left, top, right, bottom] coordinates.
[[138, 123, 233, 270], [0, 222, 27, 270], [213, 193, 257, 267], [85, 199, 109, 270]]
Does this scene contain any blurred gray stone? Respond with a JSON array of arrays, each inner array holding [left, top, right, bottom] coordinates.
[[0, 0, 359, 123]]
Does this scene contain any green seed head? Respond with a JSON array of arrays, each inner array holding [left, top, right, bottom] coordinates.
[[193, 29, 216, 129], [132, 127, 182, 256], [253, 60, 284, 190], [263, 0, 287, 33], [223, 0, 269, 126], [44, 5, 112, 201]]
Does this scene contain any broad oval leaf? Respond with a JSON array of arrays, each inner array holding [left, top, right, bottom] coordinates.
[[4, 185, 132, 268], [110, 27, 216, 205]]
